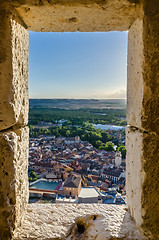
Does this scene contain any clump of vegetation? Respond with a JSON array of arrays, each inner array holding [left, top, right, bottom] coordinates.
[[29, 171, 37, 182], [117, 144, 126, 159]]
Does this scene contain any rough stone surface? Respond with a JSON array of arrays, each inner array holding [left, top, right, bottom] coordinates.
[[126, 1, 159, 239], [127, 1, 159, 136], [0, 0, 159, 239], [0, 127, 29, 238], [15, 0, 140, 32], [13, 204, 147, 240], [0, 11, 29, 131], [142, 0, 159, 136], [126, 126, 145, 227], [127, 18, 144, 130], [126, 125, 159, 240], [142, 133, 159, 239]]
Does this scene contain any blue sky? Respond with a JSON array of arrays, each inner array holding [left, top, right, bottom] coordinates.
[[29, 31, 127, 99]]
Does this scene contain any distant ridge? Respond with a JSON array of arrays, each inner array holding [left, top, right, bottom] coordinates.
[[29, 99, 126, 109]]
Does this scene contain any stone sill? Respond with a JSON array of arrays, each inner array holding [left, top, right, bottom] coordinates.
[[13, 204, 148, 240]]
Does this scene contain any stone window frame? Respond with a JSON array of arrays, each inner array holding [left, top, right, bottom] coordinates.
[[0, 1, 158, 239]]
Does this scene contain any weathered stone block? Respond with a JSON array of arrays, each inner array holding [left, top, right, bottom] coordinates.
[[142, 133, 159, 239], [126, 125, 159, 239], [126, 126, 145, 226], [13, 204, 148, 240], [0, 11, 29, 131], [0, 127, 29, 238], [127, 5, 159, 136], [127, 18, 144, 130], [141, 0, 159, 135], [15, 0, 140, 32]]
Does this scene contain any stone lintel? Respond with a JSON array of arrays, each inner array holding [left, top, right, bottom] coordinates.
[[14, 0, 141, 32]]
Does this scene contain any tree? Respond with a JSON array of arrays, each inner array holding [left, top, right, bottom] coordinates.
[[99, 141, 115, 151], [90, 132, 102, 142], [29, 171, 37, 182], [117, 144, 126, 159], [105, 141, 114, 151], [44, 128, 51, 135], [95, 140, 103, 148], [66, 130, 70, 137], [29, 177, 32, 182], [101, 130, 112, 142]]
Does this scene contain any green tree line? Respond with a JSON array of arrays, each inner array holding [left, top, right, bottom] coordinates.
[[29, 107, 126, 126]]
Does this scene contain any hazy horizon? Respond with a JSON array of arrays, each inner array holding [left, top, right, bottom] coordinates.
[[29, 98, 126, 100], [29, 32, 127, 99]]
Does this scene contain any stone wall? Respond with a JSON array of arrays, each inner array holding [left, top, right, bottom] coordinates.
[[0, 128, 29, 238], [0, 8, 29, 131], [13, 204, 148, 240], [7, 0, 140, 32], [126, 1, 159, 238], [0, 0, 158, 239], [0, 5, 29, 238], [141, 1, 159, 238]]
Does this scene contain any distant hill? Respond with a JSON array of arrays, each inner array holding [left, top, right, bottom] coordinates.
[[29, 99, 126, 109]]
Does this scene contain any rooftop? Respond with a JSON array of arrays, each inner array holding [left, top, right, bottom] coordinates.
[[79, 187, 100, 198], [63, 175, 81, 188]]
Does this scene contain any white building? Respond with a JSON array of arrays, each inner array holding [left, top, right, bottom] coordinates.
[[64, 136, 80, 144], [113, 152, 122, 168], [78, 187, 101, 203]]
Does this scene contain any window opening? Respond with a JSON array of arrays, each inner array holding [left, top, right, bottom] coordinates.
[[28, 32, 127, 205]]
